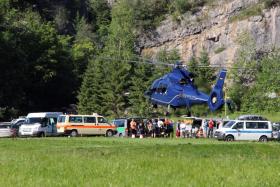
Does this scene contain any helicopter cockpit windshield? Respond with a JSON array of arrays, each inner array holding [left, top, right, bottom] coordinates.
[[156, 83, 168, 94]]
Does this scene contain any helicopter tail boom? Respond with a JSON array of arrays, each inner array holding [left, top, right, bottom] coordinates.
[[208, 69, 227, 111]]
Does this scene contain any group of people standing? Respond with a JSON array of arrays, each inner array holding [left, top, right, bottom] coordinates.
[[176, 119, 223, 138], [129, 117, 223, 139], [130, 118, 174, 138]]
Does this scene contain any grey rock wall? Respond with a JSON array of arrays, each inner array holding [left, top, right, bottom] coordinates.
[[138, 0, 280, 65]]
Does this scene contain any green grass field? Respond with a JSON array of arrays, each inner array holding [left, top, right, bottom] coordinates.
[[0, 137, 280, 187]]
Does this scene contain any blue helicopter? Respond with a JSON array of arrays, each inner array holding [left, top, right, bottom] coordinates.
[[144, 63, 227, 112]]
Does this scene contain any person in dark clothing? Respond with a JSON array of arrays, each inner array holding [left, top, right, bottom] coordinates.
[[139, 121, 145, 138]]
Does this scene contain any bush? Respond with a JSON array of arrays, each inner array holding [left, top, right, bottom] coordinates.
[[229, 4, 263, 23], [130, 0, 169, 30], [214, 46, 226, 54], [264, 0, 280, 9]]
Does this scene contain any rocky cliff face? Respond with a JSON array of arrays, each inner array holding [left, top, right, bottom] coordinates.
[[138, 0, 280, 65]]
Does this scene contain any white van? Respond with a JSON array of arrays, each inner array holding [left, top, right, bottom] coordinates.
[[214, 120, 272, 142], [56, 114, 117, 137], [19, 112, 62, 137]]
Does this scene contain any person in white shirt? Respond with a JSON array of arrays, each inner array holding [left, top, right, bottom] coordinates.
[[180, 121, 186, 138]]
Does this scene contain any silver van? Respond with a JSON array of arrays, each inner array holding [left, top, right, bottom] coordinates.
[[214, 120, 272, 142]]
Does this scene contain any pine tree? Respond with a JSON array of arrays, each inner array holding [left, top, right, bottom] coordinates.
[[188, 56, 198, 75], [78, 0, 136, 117], [77, 59, 105, 114], [196, 49, 214, 93], [129, 63, 154, 116], [72, 15, 96, 85]]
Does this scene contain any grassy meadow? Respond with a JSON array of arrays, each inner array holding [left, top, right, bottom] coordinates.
[[0, 137, 280, 187]]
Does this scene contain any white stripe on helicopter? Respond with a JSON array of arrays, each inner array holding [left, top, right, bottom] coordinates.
[[151, 94, 208, 105]]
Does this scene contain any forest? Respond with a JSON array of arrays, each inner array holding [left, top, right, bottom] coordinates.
[[0, 0, 279, 120]]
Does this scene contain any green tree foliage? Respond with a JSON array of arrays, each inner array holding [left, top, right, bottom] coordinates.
[[78, 0, 135, 117], [197, 49, 215, 93], [0, 8, 76, 119], [264, 0, 280, 8], [228, 32, 280, 113], [130, 0, 169, 31], [241, 52, 280, 112], [169, 0, 206, 21], [77, 59, 105, 115], [54, 6, 70, 33], [100, 0, 136, 117], [88, 0, 111, 44], [228, 33, 258, 110], [188, 50, 214, 93], [185, 51, 216, 115], [128, 64, 154, 116], [128, 49, 179, 116], [72, 15, 96, 84]]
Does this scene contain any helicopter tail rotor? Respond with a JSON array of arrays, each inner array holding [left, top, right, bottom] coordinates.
[[208, 69, 227, 111]]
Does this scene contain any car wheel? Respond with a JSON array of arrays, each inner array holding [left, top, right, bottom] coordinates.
[[39, 132, 45, 137], [70, 130, 78, 137], [259, 136, 268, 142], [225, 135, 234, 141], [106, 130, 113, 137]]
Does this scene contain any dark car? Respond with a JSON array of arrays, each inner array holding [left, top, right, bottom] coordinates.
[[237, 115, 268, 121]]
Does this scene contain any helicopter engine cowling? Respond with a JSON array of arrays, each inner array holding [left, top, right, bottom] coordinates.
[[207, 69, 227, 111], [208, 89, 224, 111]]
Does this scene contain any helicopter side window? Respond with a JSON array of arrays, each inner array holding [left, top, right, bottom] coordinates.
[[161, 85, 167, 93], [179, 78, 188, 85], [157, 83, 167, 94]]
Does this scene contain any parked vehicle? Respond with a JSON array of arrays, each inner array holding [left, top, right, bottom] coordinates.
[[19, 112, 62, 137], [237, 115, 268, 121], [10, 117, 26, 136], [0, 122, 13, 137], [112, 118, 127, 137], [56, 113, 117, 137], [214, 120, 272, 142], [112, 117, 147, 137], [272, 122, 280, 140]]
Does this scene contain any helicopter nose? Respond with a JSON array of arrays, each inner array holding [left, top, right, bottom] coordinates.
[[144, 90, 152, 97]]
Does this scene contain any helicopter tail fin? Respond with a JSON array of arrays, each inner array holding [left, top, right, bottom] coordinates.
[[208, 69, 227, 111]]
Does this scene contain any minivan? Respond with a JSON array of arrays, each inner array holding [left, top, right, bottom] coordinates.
[[57, 114, 117, 137], [214, 120, 272, 142], [19, 112, 62, 137]]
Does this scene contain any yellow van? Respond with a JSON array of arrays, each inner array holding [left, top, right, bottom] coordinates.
[[56, 114, 117, 137]]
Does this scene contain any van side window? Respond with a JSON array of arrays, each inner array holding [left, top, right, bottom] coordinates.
[[49, 118, 55, 126], [246, 122, 257, 129], [233, 122, 244, 129], [257, 122, 268, 129], [84, 117, 96, 123], [98, 117, 107, 123], [69, 116, 83, 123]]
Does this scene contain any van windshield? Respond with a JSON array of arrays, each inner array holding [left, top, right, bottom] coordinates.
[[58, 116, 66, 123], [25, 118, 43, 125], [223, 121, 235, 128]]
